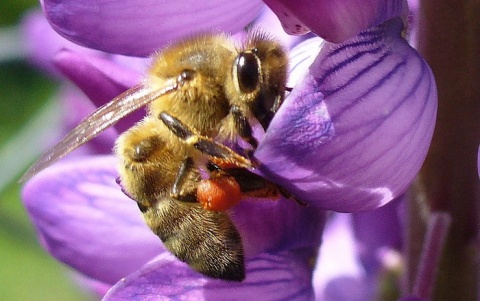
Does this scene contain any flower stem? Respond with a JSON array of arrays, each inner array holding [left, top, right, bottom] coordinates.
[[413, 0, 480, 300], [412, 212, 451, 299]]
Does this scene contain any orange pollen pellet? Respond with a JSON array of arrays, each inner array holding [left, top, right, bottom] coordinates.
[[197, 177, 242, 211]]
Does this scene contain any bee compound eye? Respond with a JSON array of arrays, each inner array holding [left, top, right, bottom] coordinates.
[[234, 52, 260, 93]]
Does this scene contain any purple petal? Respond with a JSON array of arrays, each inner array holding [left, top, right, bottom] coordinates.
[[255, 18, 437, 211], [405, 0, 420, 47], [20, 10, 98, 77], [231, 198, 326, 257], [104, 251, 314, 300], [252, 7, 305, 49], [54, 49, 145, 132], [287, 37, 324, 87], [263, 0, 403, 43], [22, 155, 164, 285], [72, 273, 111, 297], [313, 214, 372, 301], [57, 86, 117, 155], [352, 196, 403, 274], [42, 0, 264, 56]]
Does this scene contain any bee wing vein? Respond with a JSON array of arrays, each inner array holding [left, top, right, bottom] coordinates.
[[20, 82, 178, 182]]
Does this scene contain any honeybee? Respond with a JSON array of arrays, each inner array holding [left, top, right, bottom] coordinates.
[[22, 32, 290, 281]]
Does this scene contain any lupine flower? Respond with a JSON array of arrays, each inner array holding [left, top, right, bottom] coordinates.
[[22, 0, 438, 299]]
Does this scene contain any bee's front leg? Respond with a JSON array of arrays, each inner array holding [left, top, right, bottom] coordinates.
[[229, 105, 258, 150]]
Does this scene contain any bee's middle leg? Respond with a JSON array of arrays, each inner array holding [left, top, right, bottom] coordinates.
[[159, 111, 253, 169], [170, 157, 198, 203]]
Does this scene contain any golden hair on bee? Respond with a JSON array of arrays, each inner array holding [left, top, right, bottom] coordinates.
[[22, 32, 292, 281]]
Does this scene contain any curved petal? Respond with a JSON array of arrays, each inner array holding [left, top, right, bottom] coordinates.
[[263, 0, 403, 43], [42, 0, 264, 56], [104, 251, 314, 300], [21, 155, 164, 285], [255, 18, 437, 211], [287, 37, 324, 87], [252, 7, 305, 49], [313, 214, 372, 301], [231, 198, 326, 257], [20, 10, 97, 77], [406, 0, 420, 47], [351, 196, 403, 274], [72, 273, 111, 297], [54, 49, 145, 132]]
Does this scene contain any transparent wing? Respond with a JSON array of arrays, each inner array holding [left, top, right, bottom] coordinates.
[[20, 81, 178, 182]]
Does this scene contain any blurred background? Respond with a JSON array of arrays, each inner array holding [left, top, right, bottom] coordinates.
[[0, 1, 95, 300]]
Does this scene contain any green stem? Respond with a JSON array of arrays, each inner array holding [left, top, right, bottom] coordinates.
[[411, 0, 480, 300]]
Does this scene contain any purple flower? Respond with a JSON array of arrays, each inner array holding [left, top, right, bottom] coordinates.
[[22, 0, 438, 299]]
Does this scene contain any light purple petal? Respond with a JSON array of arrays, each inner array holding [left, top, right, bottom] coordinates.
[[255, 18, 437, 211], [252, 7, 305, 49], [54, 49, 145, 132], [22, 155, 164, 285], [313, 214, 372, 301], [104, 251, 314, 300], [57, 86, 117, 155], [352, 196, 403, 274], [231, 198, 326, 257], [287, 37, 324, 87], [42, 0, 264, 56], [406, 0, 419, 47], [72, 273, 111, 297], [21, 10, 98, 77], [263, 0, 403, 43]]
